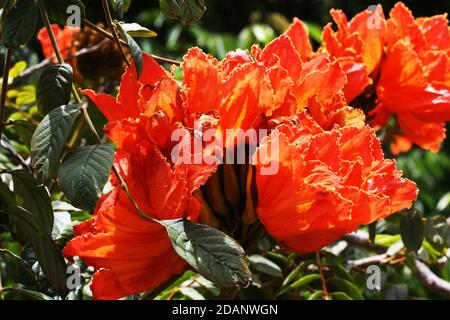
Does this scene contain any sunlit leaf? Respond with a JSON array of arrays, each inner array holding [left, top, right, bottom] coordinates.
[[162, 219, 252, 288], [58, 144, 114, 212]]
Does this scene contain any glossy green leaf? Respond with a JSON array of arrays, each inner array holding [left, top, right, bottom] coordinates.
[[331, 291, 353, 300], [162, 218, 252, 288], [282, 264, 301, 287], [249, 254, 282, 278], [289, 273, 321, 289], [58, 144, 115, 212], [110, 0, 131, 18], [118, 22, 157, 37], [31, 104, 81, 182], [116, 23, 144, 78], [400, 210, 424, 252], [2, 287, 54, 300], [0, 248, 36, 286], [36, 64, 73, 116], [3, 206, 67, 296], [179, 287, 205, 300], [328, 277, 364, 300], [10, 170, 54, 235], [159, 0, 206, 25], [307, 290, 324, 300], [1, 0, 37, 48]]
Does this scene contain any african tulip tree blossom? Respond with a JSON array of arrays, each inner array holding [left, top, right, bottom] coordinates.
[[38, 24, 79, 61], [321, 2, 450, 154], [253, 112, 417, 252], [66, 26, 417, 298]]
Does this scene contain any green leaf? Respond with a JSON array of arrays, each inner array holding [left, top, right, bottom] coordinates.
[[2, 287, 54, 300], [369, 221, 377, 244], [400, 209, 424, 252], [1, 0, 37, 48], [110, 0, 132, 18], [159, 0, 206, 25], [154, 270, 196, 300], [116, 23, 144, 78], [0, 248, 36, 286], [31, 104, 81, 182], [10, 170, 54, 235], [3, 206, 67, 296], [162, 219, 252, 288], [36, 64, 73, 116], [0, 181, 16, 207], [331, 291, 353, 300], [178, 287, 205, 300], [249, 254, 282, 278], [118, 22, 157, 37], [8, 119, 36, 149], [307, 290, 324, 300], [282, 264, 301, 287], [58, 144, 114, 212], [44, 0, 85, 25], [194, 275, 220, 296], [328, 277, 364, 300], [289, 273, 321, 289]]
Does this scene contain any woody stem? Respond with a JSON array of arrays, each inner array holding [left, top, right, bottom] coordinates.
[[0, 48, 13, 142], [101, 0, 131, 67], [82, 18, 181, 66], [315, 251, 329, 299]]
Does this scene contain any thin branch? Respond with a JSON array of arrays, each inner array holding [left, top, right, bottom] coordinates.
[[348, 253, 389, 269], [83, 18, 181, 66], [315, 251, 329, 300], [101, 0, 130, 67], [0, 48, 13, 142], [343, 231, 386, 253], [11, 40, 108, 86], [413, 259, 450, 299], [344, 230, 450, 299]]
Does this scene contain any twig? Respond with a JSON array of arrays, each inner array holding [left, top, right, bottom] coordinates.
[[344, 230, 450, 299], [83, 18, 181, 66], [412, 259, 450, 299], [101, 0, 130, 67], [348, 253, 389, 269], [343, 231, 386, 253], [0, 48, 13, 142], [315, 251, 329, 300], [11, 40, 108, 86]]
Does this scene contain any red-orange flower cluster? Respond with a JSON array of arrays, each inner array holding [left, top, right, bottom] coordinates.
[[254, 112, 417, 253], [322, 2, 450, 153], [64, 2, 422, 299]]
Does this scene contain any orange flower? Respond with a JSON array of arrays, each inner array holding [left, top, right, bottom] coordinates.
[[66, 28, 418, 298], [321, 2, 450, 153], [37, 24, 79, 61], [253, 112, 418, 253], [65, 55, 217, 299], [376, 3, 450, 153]]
